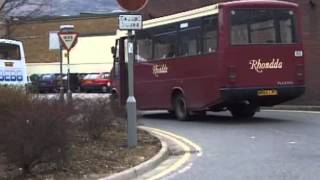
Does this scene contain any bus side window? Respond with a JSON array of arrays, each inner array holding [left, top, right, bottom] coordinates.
[[0, 52, 5, 59], [135, 30, 153, 62], [152, 24, 177, 60], [114, 40, 120, 79], [136, 38, 152, 62], [178, 20, 201, 57], [203, 15, 218, 53], [154, 33, 176, 60]]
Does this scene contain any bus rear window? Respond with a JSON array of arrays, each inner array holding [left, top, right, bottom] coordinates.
[[0, 43, 21, 60], [231, 9, 297, 45]]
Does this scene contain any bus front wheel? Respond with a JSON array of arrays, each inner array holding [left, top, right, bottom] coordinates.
[[173, 94, 190, 121]]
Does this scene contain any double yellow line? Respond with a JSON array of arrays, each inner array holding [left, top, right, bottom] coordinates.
[[140, 127, 202, 180]]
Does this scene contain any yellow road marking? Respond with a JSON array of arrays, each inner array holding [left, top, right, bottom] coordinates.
[[144, 127, 203, 157], [139, 126, 203, 180]]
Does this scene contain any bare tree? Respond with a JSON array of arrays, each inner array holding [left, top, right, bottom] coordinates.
[[1, 0, 49, 18], [0, 0, 49, 37]]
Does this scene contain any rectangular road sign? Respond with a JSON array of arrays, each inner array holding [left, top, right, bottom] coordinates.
[[119, 14, 143, 30]]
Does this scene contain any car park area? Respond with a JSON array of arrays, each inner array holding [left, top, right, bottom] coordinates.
[[28, 72, 111, 93], [80, 72, 111, 93]]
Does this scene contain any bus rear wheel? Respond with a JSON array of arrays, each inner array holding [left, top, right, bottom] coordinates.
[[229, 102, 258, 119], [173, 94, 190, 121]]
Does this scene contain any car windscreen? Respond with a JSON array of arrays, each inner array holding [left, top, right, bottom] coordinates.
[[83, 74, 99, 80], [101, 73, 110, 78], [230, 9, 297, 45], [41, 74, 54, 80]]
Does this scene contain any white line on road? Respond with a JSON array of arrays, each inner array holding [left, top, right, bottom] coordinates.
[[263, 109, 320, 114]]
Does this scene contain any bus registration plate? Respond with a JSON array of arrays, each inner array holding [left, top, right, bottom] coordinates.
[[257, 89, 278, 96]]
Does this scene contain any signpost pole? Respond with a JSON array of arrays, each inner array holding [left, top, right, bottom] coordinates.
[[66, 51, 72, 103], [116, 0, 146, 148], [59, 46, 64, 102], [118, 14, 142, 148], [58, 25, 77, 104], [126, 30, 137, 147]]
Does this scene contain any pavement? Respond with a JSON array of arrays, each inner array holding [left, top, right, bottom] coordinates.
[[97, 126, 202, 180]]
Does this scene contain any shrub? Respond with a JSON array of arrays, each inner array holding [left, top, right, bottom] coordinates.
[[109, 93, 128, 128], [0, 86, 31, 148], [0, 86, 73, 175], [78, 98, 116, 140]]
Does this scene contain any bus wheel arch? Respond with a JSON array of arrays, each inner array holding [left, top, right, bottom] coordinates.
[[171, 89, 190, 121], [171, 88, 184, 109]]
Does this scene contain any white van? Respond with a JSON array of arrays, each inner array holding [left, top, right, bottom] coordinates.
[[0, 39, 27, 85]]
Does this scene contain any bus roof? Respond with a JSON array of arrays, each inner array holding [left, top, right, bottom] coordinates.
[[143, 0, 298, 29], [0, 39, 22, 46], [221, 0, 298, 9], [143, 3, 219, 29]]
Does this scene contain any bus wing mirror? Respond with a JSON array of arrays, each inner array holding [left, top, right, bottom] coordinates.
[[111, 46, 116, 56]]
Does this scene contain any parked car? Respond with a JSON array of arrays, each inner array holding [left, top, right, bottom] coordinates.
[[62, 73, 81, 92], [80, 72, 111, 93], [37, 73, 62, 93], [26, 74, 41, 93]]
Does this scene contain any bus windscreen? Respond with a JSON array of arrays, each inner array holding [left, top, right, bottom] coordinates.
[[231, 9, 297, 45], [0, 43, 21, 60]]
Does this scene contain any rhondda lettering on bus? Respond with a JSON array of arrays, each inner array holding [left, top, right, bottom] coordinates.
[[152, 64, 168, 77], [249, 58, 283, 73]]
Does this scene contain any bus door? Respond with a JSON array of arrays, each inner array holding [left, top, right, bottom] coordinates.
[[111, 37, 128, 106]]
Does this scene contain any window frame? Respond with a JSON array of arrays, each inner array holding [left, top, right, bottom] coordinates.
[[177, 18, 202, 57], [202, 15, 219, 55], [134, 14, 219, 63]]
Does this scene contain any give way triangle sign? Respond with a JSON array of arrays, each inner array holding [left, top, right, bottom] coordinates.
[[58, 32, 79, 51]]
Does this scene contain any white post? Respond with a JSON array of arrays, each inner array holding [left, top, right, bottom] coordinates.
[[126, 30, 137, 148]]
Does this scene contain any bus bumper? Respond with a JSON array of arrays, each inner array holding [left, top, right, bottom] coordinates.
[[220, 86, 305, 106]]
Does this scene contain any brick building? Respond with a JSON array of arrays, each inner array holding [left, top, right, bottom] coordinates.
[[7, 13, 121, 74]]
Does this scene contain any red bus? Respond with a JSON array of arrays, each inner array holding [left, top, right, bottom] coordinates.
[[111, 0, 305, 120]]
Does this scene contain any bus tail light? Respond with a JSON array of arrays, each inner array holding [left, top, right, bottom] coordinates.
[[228, 66, 237, 84], [296, 64, 304, 82]]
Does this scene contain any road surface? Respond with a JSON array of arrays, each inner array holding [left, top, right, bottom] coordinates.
[[141, 110, 320, 180]]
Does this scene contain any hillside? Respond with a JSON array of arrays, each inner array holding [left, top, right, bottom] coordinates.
[[6, 0, 122, 17]]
